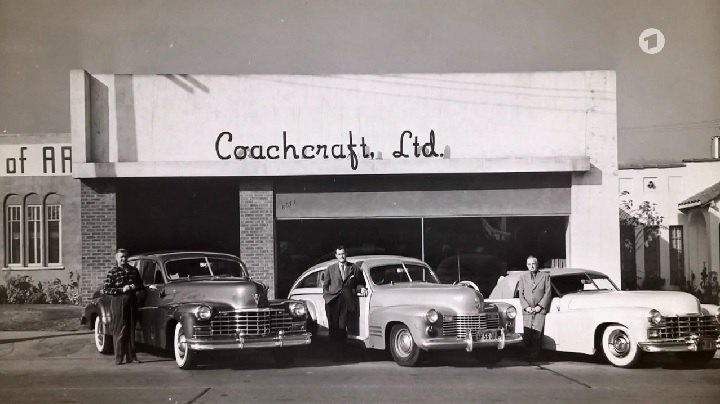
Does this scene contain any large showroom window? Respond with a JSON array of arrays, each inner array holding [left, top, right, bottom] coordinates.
[[276, 215, 567, 298]]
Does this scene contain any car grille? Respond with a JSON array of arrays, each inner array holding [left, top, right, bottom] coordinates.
[[442, 313, 501, 338], [193, 309, 302, 337], [649, 315, 720, 340]]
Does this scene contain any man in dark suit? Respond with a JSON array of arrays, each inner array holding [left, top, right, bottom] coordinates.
[[518, 255, 552, 361], [322, 246, 367, 357]]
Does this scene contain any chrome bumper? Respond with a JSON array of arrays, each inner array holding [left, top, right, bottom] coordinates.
[[187, 331, 311, 351], [638, 336, 720, 353], [419, 330, 523, 352]]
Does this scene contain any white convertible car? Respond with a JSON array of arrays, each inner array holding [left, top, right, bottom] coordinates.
[[488, 268, 720, 367]]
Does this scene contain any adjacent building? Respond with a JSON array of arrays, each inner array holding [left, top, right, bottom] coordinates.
[[619, 148, 720, 293]]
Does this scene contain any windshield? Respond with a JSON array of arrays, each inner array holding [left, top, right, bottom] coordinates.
[[551, 273, 619, 295], [369, 263, 439, 285], [165, 257, 248, 280]]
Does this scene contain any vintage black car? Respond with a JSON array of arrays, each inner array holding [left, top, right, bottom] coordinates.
[[81, 251, 311, 369]]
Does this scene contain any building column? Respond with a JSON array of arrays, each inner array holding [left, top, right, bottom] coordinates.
[[80, 180, 117, 304], [239, 179, 276, 298]]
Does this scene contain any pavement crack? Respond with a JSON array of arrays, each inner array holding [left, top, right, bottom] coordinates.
[[535, 364, 592, 388], [186, 387, 211, 404]]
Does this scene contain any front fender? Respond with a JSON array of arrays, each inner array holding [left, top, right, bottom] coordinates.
[[548, 306, 655, 355], [370, 305, 452, 350]]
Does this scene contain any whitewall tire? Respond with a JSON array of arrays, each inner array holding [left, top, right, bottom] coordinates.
[[389, 324, 422, 367], [601, 325, 642, 368], [94, 316, 112, 354], [174, 322, 198, 369]]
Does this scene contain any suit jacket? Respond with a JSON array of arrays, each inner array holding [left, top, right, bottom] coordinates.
[[322, 261, 363, 311], [518, 270, 552, 331]]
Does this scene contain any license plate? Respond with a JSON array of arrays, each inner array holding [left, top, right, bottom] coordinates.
[[476, 331, 497, 341], [701, 339, 715, 350]]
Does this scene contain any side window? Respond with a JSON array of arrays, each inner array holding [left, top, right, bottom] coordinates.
[[143, 260, 158, 284], [297, 270, 321, 288], [513, 281, 520, 298], [153, 266, 164, 284]]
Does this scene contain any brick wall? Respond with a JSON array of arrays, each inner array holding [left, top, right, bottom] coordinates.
[[238, 179, 276, 298], [80, 180, 117, 304]]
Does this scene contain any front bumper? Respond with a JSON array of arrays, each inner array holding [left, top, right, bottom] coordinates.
[[418, 329, 523, 352], [187, 331, 311, 351], [638, 336, 720, 353]]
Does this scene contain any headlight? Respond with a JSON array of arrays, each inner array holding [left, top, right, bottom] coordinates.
[[289, 302, 307, 318], [426, 309, 440, 324], [648, 309, 662, 325], [715, 307, 720, 323], [505, 306, 517, 320], [196, 305, 212, 320]]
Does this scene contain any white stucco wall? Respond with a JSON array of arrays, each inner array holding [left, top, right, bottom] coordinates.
[[619, 160, 720, 287], [71, 69, 620, 282]]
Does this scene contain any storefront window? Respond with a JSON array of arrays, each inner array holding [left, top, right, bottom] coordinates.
[[275, 218, 422, 297], [424, 216, 567, 296], [276, 215, 567, 298]]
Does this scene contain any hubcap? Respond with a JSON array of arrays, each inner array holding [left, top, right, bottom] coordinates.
[[607, 329, 631, 358], [395, 329, 413, 358]]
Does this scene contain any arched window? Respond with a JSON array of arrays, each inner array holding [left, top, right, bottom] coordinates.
[[4, 194, 22, 266], [44, 193, 62, 265], [24, 194, 42, 266]]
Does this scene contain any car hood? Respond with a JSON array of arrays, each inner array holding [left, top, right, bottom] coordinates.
[[565, 290, 701, 315], [165, 279, 268, 309], [372, 283, 482, 314]]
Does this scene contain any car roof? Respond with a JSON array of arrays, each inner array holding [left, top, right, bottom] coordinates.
[[503, 268, 606, 278], [128, 251, 242, 264], [291, 255, 428, 287]]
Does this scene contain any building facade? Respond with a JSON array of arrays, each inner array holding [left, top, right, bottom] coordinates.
[[1, 133, 81, 302], [69, 70, 620, 301], [619, 158, 720, 293]]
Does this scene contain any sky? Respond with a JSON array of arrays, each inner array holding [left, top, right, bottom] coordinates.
[[0, 0, 719, 165]]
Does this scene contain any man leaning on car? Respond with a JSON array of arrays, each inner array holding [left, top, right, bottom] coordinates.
[[103, 248, 144, 365], [321, 246, 367, 360], [518, 255, 551, 361]]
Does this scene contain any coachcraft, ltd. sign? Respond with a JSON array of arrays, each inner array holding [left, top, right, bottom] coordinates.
[[215, 130, 445, 170]]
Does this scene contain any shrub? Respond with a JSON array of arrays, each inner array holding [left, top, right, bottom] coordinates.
[[2, 272, 80, 305]]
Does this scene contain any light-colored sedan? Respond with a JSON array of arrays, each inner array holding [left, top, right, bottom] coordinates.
[[488, 268, 720, 367], [288, 255, 522, 366]]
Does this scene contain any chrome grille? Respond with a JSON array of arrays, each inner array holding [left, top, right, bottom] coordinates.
[[193, 309, 301, 337], [649, 315, 720, 340], [442, 313, 501, 338]]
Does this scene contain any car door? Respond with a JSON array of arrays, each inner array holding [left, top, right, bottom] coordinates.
[[137, 259, 165, 347], [347, 266, 370, 341]]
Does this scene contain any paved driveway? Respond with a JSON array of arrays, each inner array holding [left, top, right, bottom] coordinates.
[[1, 332, 719, 403]]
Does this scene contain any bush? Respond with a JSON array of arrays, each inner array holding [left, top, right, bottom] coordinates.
[[681, 268, 719, 305], [2, 272, 80, 305]]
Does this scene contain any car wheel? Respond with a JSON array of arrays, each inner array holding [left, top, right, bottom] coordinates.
[[174, 322, 198, 369], [675, 350, 716, 365], [473, 348, 503, 365], [601, 325, 642, 368], [94, 316, 112, 354], [389, 324, 422, 367], [273, 347, 299, 368]]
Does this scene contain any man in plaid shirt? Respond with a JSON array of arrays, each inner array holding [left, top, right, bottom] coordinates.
[[103, 248, 144, 364]]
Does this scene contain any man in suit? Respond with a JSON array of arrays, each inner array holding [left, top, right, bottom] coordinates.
[[518, 255, 552, 361], [322, 246, 367, 357]]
